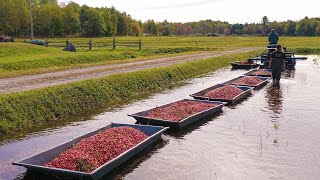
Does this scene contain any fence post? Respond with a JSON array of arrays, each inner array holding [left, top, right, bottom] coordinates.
[[89, 39, 92, 50], [112, 38, 116, 50], [138, 39, 142, 50]]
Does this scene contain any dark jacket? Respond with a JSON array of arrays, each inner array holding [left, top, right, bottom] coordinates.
[[268, 32, 279, 44], [271, 51, 285, 68]]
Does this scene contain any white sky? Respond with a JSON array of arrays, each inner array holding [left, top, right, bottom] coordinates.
[[59, 0, 320, 23]]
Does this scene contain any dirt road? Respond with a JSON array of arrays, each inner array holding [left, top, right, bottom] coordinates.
[[0, 48, 256, 94]]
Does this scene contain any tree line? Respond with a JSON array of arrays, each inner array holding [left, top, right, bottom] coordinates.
[[0, 0, 142, 37], [1, 0, 320, 37]]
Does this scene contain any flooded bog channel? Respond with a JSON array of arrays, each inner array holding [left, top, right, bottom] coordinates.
[[0, 55, 320, 180]]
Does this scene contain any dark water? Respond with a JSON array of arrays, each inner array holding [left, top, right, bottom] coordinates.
[[1, 56, 319, 180]]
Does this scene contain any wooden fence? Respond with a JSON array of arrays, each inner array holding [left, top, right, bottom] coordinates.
[[46, 38, 142, 50]]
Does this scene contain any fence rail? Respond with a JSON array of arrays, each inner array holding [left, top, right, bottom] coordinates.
[[27, 38, 142, 50]]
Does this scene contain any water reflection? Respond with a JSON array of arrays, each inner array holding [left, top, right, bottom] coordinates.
[[101, 139, 169, 180], [283, 69, 295, 79], [166, 111, 223, 139], [265, 85, 283, 147], [265, 85, 283, 114], [272, 123, 280, 147]]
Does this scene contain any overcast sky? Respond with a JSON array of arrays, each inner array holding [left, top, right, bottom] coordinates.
[[59, 0, 320, 23]]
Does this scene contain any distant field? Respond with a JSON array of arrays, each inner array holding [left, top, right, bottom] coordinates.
[[1, 36, 320, 78]]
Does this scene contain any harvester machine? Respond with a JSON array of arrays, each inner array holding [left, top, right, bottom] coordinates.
[[248, 44, 307, 70]]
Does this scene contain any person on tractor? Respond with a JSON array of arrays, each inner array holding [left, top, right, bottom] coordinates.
[[268, 29, 279, 45], [269, 45, 286, 86]]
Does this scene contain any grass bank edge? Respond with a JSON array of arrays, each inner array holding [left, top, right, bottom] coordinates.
[[290, 47, 320, 54], [0, 50, 259, 134]]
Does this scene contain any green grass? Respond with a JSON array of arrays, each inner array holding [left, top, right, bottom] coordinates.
[[0, 43, 216, 78], [290, 47, 320, 54], [0, 50, 261, 135], [3, 36, 319, 78], [16, 36, 320, 49]]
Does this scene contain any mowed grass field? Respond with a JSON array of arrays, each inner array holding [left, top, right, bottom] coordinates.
[[1, 36, 320, 78]]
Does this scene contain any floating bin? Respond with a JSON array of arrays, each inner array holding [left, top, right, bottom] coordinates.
[[190, 84, 253, 104], [129, 99, 226, 128], [13, 123, 168, 180], [230, 62, 259, 69], [243, 69, 272, 77], [222, 76, 270, 90]]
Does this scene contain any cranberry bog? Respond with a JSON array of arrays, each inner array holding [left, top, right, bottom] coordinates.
[[129, 99, 226, 128], [190, 84, 253, 104], [12, 123, 168, 180], [243, 69, 272, 77], [223, 75, 269, 90]]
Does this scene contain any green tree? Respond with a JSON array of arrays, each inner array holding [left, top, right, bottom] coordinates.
[[262, 16, 269, 34], [99, 8, 112, 36], [0, 0, 14, 35], [62, 4, 81, 35], [9, 0, 29, 36], [35, 0, 58, 5], [262, 16, 269, 26], [296, 18, 308, 36], [143, 20, 159, 35], [87, 9, 106, 36], [109, 7, 118, 36], [315, 21, 320, 36], [80, 5, 106, 36], [66, 1, 81, 13], [117, 13, 129, 36], [160, 20, 174, 36], [286, 20, 296, 36], [196, 20, 212, 35], [33, 3, 64, 36]]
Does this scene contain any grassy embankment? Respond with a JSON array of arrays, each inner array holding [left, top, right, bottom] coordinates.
[[0, 50, 261, 135], [2, 36, 320, 78]]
